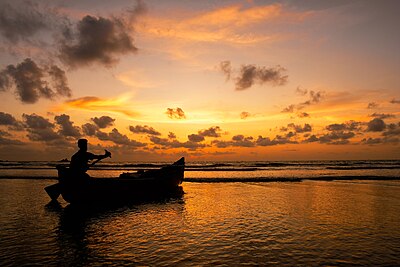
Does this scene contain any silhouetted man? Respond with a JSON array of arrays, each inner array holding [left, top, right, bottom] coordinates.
[[70, 139, 111, 177]]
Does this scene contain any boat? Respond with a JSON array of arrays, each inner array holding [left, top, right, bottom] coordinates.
[[45, 157, 185, 204]]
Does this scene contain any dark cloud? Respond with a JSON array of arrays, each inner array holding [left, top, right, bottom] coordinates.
[[326, 121, 362, 132], [91, 116, 115, 128], [304, 131, 355, 145], [390, 98, 400, 104], [0, 1, 50, 43], [367, 118, 386, 132], [362, 123, 400, 145], [47, 65, 72, 97], [168, 132, 176, 139], [0, 132, 25, 146], [58, 1, 145, 68], [96, 128, 146, 147], [188, 134, 205, 143], [361, 137, 383, 145], [297, 112, 310, 118], [150, 136, 206, 150], [198, 126, 222, 137], [367, 102, 379, 109], [212, 135, 255, 148], [54, 114, 81, 137], [240, 111, 251, 119], [281, 104, 295, 113], [300, 90, 323, 106], [220, 60, 232, 81], [22, 113, 61, 142], [281, 89, 324, 113], [0, 58, 71, 104], [129, 125, 161, 136], [82, 123, 98, 136], [0, 112, 18, 126], [282, 123, 312, 133], [369, 113, 396, 119], [383, 123, 400, 137], [295, 86, 308, 96], [219, 61, 288, 90], [256, 135, 297, 146], [235, 64, 288, 91], [166, 108, 186, 119]]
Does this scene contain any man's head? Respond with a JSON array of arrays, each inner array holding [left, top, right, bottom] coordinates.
[[77, 139, 88, 151]]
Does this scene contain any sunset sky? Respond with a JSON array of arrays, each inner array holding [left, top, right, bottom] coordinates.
[[0, 0, 399, 161]]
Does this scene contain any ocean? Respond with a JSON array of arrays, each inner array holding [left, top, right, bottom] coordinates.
[[1, 160, 400, 266]]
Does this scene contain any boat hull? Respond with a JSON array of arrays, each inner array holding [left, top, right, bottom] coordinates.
[[49, 157, 185, 204]]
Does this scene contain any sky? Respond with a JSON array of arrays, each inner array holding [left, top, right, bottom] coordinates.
[[0, 0, 399, 161]]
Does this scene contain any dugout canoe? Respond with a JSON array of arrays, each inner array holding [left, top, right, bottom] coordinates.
[[45, 157, 185, 204]]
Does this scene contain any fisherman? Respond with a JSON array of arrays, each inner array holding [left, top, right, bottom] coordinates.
[[70, 139, 111, 177]]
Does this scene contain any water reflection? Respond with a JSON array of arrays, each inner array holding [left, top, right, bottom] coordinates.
[[44, 191, 185, 266]]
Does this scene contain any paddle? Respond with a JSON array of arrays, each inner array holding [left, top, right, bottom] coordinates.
[[45, 150, 111, 201]]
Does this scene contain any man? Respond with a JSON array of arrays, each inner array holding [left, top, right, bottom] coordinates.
[[70, 139, 111, 176]]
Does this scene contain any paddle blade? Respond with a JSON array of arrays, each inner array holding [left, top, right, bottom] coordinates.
[[45, 183, 61, 201]]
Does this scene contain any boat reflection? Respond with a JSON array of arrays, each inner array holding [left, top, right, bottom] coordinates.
[[45, 189, 185, 266]]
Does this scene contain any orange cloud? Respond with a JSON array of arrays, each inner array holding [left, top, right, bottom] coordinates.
[[139, 3, 312, 45], [55, 95, 139, 117]]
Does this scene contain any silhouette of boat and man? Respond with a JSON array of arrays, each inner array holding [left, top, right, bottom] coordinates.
[[45, 139, 185, 204]]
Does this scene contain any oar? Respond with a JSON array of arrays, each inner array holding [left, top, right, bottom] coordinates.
[[44, 150, 111, 201]]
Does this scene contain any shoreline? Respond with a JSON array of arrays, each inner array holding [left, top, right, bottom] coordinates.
[[0, 175, 399, 182]]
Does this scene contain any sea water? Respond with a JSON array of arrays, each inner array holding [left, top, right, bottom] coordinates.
[[0, 160, 400, 266]]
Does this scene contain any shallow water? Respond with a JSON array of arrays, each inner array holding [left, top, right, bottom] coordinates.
[[1, 179, 400, 266]]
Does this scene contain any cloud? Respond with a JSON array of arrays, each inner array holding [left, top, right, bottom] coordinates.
[[235, 64, 287, 90], [369, 113, 396, 119], [281, 123, 312, 133], [0, 58, 71, 104], [22, 113, 61, 142], [198, 126, 222, 137], [129, 125, 161, 136], [326, 121, 362, 131], [256, 135, 297, 146], [0, 111, 24, 130], [47, 65, 72, 97], [295, 86, 308, 96], [0, 1, 50, 43], [0, 131, 25, 146], [60, 96, 139, 117], [54, 114, 81, 137], [150, 136, 206, 150], [96, 128, 146, 147], [297, 112, 310, 118], [166, 107, 186, 119], [361, 137, 383, 145], [188, 134, 205, 143], [91, 116, 115, 129], [390, 98, 400, 104], [140, 3, 311, 45], [362, 123, 400, 145], [304, 131, 355, 145], [383, 123, 400, 137], [281, 89, 324, 113], [240, 111, 251, 119], [281, 104, 295, 113], [220, 61, 232, 81], [367, 102, 379, 109], [58, 1, 145, 68], [213, 135, 255, 148], [82, 123, 98, 136], [367, 118, 386, 132], [0, 112, 17, 125], [168, 132, 176, 139]]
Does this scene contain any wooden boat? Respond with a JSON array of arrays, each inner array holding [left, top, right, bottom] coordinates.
[[45, 157, 185, 204]]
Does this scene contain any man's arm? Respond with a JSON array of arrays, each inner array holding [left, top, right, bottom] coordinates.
[[91, 150, 111, 160]]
